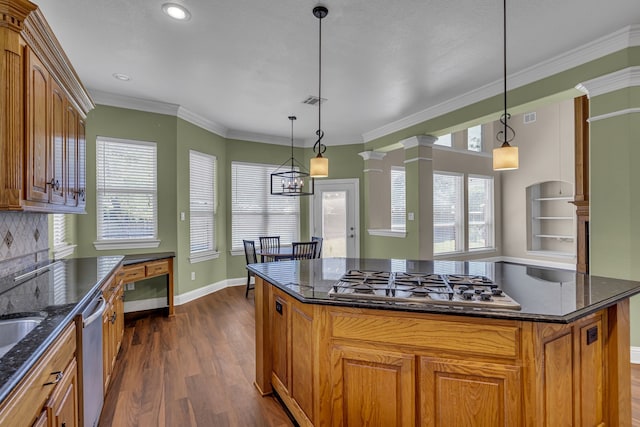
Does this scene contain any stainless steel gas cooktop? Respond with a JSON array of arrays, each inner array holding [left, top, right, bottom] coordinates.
[[328, 270, 521, 310]]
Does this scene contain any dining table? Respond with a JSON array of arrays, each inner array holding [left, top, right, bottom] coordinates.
[[256, 246, 293, 263]]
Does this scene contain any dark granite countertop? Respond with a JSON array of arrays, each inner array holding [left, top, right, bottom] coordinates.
[[122, 252, 175, 266], [247, 258, 640, 323], [0, 256, 123, 404]]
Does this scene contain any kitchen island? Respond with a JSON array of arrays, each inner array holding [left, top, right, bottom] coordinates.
[[248, 258, 640, 426]]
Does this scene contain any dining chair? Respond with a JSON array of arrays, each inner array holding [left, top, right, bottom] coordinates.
[[259, 236, 280, 262], [311, 236, 323, 258], [243, 240, 258, 298], [291, 241, 318, 260]]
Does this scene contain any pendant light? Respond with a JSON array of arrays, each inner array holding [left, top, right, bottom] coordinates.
[[270, 116, 314, 196], [310, 5, 329, 178], [493, 0, 519, 171]]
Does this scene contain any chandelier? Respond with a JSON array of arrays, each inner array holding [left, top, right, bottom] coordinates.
[[270, 116, 314, 196]]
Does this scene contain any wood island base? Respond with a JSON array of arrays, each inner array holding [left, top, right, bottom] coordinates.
[[254, 277, 631, 426]]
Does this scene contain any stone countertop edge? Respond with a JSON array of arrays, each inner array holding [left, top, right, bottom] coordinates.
[[121, 252, 176, 266], [247, 267, 640, 325], [0, 257, 124, 405]]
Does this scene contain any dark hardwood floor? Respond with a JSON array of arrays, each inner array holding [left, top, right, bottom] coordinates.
[[100, 284, 640, 426], [99, 285, 294, 427]]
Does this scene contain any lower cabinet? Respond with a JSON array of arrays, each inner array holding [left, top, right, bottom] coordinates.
[[259, 280, 618, 427], [0, 323, 77, 427], [102, 272, 125, 394]]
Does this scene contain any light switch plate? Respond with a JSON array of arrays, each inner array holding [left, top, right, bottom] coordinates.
[[180, 212, 186, 221], [126, 283, 135, 291], [408, 212, 415, 221]]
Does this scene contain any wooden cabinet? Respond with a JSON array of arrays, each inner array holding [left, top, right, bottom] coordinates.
[[256, 278, 625, 427], [102, 273, 125, 394], [46, 358, 78, 427], [0, 323, 77, 427], [0, 1, 93, 213]]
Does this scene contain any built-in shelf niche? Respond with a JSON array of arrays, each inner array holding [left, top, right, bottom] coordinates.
[[526, 181, 576, 257]]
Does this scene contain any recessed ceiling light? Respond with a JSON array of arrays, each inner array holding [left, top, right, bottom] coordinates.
[[112, 73, 131, 81], [162, 3, 191, 21]]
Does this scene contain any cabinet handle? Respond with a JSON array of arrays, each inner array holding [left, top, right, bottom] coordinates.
[[111, 312, 117, 324], [43, 371, 63, 386], [47, 179, 60, 191]]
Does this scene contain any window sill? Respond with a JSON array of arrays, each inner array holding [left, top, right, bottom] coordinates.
[[189, 251, 220, 263], [53, 244, 76, 259], [93, 239, 161, 251], [368, 229, 407, 238], [433, 247, 497, 259]]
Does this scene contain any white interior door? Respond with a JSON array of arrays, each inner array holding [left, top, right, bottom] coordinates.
[[311, 179, 359, 258]]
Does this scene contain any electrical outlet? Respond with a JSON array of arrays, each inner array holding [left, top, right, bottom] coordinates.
[[408, 212, 415, 221], [191, 272, 195, 280], [126, 283, 135, 291], [180, 211, 185, 221]]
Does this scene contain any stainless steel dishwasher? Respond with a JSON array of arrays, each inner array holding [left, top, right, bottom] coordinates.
[[79, 293, 106, 427]]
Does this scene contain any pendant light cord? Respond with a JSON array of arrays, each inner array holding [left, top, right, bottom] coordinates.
[[313, 9, 326, 156], [497, 0, 515, 147]]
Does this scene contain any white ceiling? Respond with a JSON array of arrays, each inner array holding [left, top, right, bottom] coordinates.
[[37, 0, 640, 147]]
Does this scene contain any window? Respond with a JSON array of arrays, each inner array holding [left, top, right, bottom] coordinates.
[[52, 214, 75, 258], [434, 133, 452, 147], [190, 151, 217, 261], [467, 125, 482, 152], [390, 167, 406, 230], [433, 173, 464, 253], [468, 175, 494, 249], [96, 137, 158, 246], [231, 162, 299, 250]]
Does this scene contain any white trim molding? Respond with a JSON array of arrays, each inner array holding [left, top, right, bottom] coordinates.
[[631, 347, 640, 364], [404, 157, 433, 164], [358, 151, 387, 161], [188, 250, 221, 263], [363, 168, 383, 173], [93, 239, 161, 250], [178, 106, 228, 137], [124, 277, 247, 313], [576, 66, 640, 98], [90, 89, 180, 117], [588, 108, 640, 123], [399, 135, 438, 149], [367, 229, 407, 238]]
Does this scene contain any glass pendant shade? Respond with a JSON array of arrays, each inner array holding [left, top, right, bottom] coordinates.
[[493, 144, 519, 170], [310, 154, 328, 178]]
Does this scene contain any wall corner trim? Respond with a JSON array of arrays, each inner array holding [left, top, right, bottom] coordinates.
[[358, 151, 387, 161], [575, 66, 640, 98], [400, 135, 438, 149]]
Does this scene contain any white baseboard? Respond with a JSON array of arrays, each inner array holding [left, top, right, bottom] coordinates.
[[123, 277, 250, 313], [631, 347, 640, 364]]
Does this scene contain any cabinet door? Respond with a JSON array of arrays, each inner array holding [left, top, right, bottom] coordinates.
[[49, 79, 65, 205], [77, 118, 86, 209], [331, 345, 415, 427], [32, 410, 48, 427], [25, 48, 50, 203], [102, 305, 112, 394], [114, 282, 124, 355], [47, 358, 78, 427], [64, 106, 78, 207], [420, 357, 521, 427], [271, 293, 289, 389]]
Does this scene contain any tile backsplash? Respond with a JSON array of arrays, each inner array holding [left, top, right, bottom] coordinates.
[[0, 212, 49, 277]]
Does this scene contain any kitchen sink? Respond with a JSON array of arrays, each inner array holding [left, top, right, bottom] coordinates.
[[0, 316, 45, 358]]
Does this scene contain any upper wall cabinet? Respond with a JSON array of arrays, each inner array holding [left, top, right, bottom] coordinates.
[[0, 0, 94, 213]]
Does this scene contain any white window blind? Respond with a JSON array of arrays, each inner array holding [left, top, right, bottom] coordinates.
[[468, 175, 494, 249], [231, 162, 299, 250], [390, 167, 406, 230], [467, 125, 483, 152], [52, 214, 66, 248], [96, 138, 157, 241], [433, 172, 464, 254], [434, 134, 452, 147], [190, 150, 217, 256]]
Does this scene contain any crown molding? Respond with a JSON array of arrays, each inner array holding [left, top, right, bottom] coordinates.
[[358, 151, 387, 161], [226, 129, 298, 146], [362, 24, 640, 143], [177, 107, 228, 137], [90, 89, 180, 116], [575, 66, 640, 98], [588, 107, 640, 122]]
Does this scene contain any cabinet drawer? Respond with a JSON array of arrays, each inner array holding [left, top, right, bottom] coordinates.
[[0, 323, 76, 427], [119, 265, 146, 283], [145, 260, 169, 278]]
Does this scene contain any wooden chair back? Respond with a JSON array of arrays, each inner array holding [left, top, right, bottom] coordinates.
[[292, 241, 318, 260], [259, 236, 280, 251], [311, 236, 323, 258]]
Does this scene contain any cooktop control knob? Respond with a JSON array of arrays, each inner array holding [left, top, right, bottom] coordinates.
[[491, 288, 503, 296], [480, 292, 493, 301], [462, 290, 474, 300]]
